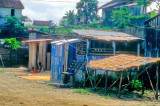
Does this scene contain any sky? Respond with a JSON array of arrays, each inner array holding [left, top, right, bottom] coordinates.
[[21, 0, 111, 24]]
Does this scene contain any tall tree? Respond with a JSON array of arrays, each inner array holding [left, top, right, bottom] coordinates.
[[136, 0, 154, 13], [111, 7, 133, 29], [2, 15, 24, 38], [62, 10, 75, 25], [21, 15, 32, 23], [76, 0, 98, 24]]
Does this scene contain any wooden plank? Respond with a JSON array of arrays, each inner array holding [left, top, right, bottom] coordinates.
[[42, 42, 47, 70], [47, 52, 51, 70], [28, 43, 33, 70], [112, 41, 116, 56], [32, 42, 37, 70], [39, 42, 43, 65], [137, 43, 140, 56]]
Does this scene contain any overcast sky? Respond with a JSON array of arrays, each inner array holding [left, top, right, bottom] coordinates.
[[21, 0, 111, 24]]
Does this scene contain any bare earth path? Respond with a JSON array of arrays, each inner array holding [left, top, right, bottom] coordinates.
[[0, 68, 159, 106]]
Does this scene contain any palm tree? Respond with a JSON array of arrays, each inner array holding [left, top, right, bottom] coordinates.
[[63, 10, 75, 25], [76, 0, 98, 24]]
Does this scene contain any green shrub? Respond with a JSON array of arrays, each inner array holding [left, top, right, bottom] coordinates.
[[89, 21, 99, 28], [131, 80, 142, 91]]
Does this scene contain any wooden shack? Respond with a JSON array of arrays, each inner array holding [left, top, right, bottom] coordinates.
[[87, 54, 160, 99], [51, 29, 143, 83], [22, 39, 52, 71]]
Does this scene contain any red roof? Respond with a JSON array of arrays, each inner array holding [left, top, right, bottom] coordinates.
[[0, 0, 24, 9], [22, 39, 53, 43]]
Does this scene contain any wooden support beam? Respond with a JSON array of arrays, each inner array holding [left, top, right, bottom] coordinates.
[[42, 42, 47, 70], [112, 41, 116, 56], [39, 42, 43, 65], [156, 63, 159, 100], [47, 52, 51, 70], [137, 43, 140, 56], [120, 65, 152, 95], [107, 75, 121, 91], [83, 70, 86, 89], [118, 72, 123, 97], [94, 69, 97, 90], [29, 43, 33, 70], [28, 42, 37, 70], [86, 70, 94, 88], [105, 71, 108, 92], [146, 70, 156, 96]]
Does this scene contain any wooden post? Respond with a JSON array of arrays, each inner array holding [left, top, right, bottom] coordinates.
[[94, 69, 97, 90], [156, 63, 159, 100], [29, 42, 37, 70], [112, 41, 116, 56], [118, 72, 123, 97], [39, 42, 43, 65], [84, 70, 86, 89], [47, 52, 51, 70], [42, 41, 47, 70], [105, 71, 108, 92], [137, 43, 140, 56], [86, 39, 90, 64]]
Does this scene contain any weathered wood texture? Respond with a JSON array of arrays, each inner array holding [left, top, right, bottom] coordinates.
[[145, 14, 160, 27], [47, 52, 51, 70], [29, 42, 37, 70]]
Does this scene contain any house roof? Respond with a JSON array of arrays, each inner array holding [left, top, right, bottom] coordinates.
[[0, 0, 24, 9], [51, 38, 82, 46], [99, 0, 134, 9], [73, 29, 142, 42], [87, 54, 160, 72], [22, 39, 53, 43], [33, 20, 52, 26]]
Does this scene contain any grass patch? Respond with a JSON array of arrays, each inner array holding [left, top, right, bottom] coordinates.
[[73, 89, 89, 94], [46, 83, 52, 86], [0, 70, 5, 73], [144, 91, 153, 95], [102, 96, 111, 99]]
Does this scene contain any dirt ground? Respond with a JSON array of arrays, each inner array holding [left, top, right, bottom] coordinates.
[[0, 68, 160, 106]]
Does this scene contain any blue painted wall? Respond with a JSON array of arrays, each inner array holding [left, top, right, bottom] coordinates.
[[51, 44, 63, 81]]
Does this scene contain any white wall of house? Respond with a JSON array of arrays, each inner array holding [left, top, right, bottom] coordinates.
[[0, 7, 22, 18]]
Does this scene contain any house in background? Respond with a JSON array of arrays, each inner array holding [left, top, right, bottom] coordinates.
[[33, 20, 52, 27], [99, 0, 146, 26], [0, 0, 24, 22]]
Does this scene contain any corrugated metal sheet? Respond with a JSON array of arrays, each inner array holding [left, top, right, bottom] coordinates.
[[51, 38, 82, 45], [51, 44, 63, 81]]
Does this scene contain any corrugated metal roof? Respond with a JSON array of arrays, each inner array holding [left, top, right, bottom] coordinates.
[[73, 29, 142, 42], [87, 54, 160, 72], [51, 38, 82, 45], [22, 39, 53, 43]]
